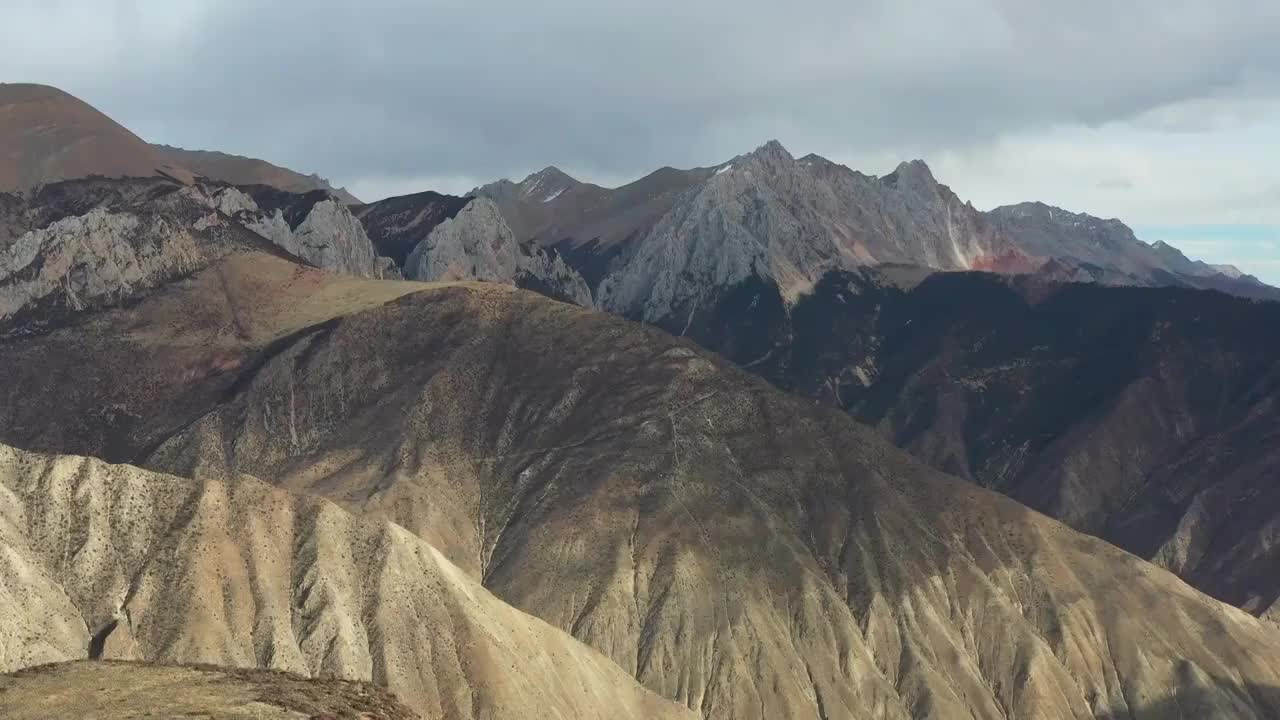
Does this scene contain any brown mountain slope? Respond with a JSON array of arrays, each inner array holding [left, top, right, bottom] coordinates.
[[677, 268, 1280, 619], [0, 661, 416, 720], [0, 83, 356, 202], [3, 253, 1280, 718], [474, 164, 712, 279], [156, 144, 361, 204], [0, 83, 191, 191], [0, 443, 696, 720]]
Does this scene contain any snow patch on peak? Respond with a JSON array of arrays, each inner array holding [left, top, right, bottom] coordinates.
[[519, 166, 578, 202]]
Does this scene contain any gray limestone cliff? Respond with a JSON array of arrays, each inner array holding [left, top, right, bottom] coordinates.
[[593, 142, 1009, 323], [405, 197, 591, 306], [0, 180, 271, 325], [0, 209, 202, 320], [0, 178, 393, 327], [221, 187, 385, 278], [471, 140, 1277, 324]]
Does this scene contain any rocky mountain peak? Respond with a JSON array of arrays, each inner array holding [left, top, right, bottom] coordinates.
[[881, 158, 938, 190], [796, 152, 837, 169], [1150, 238, 1191, 261], [744, 139, 795, 170], [403, 196, 591, 305], [518, 166, 579, 203]]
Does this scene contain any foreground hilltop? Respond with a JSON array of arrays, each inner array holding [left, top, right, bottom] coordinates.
[[0, 662, 417, 719], [2, 250, 1280, 718], [0, 442, 696, 720]]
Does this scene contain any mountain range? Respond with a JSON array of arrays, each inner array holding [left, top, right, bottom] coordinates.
[[2, 83, 1280, 719], [466, 140, 1278, 312]]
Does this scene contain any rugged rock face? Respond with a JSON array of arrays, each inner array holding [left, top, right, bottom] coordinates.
[[402, 197, 592, 306], [0, 178, 280, 329], [0, 443, 695, 720], [471, 141, 1275, 324], [593, 141, 1000, 322], [232, 185, 386, 279], [0, 177, 393, 329], [404, 198, 515, 282], [675, 267, 1280, 618], [0, 209, 187, 319], [6, 252, 1280, 719], [989, 204, 1278, 299], [351, 189, 472, 266]]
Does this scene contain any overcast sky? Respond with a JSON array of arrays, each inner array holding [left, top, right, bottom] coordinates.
[[4, 0, 1279, 282]]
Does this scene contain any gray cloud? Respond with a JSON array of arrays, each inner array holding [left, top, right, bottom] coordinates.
[[3, 0, 1279, 193]]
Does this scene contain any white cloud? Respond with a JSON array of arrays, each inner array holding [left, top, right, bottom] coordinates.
[[925, 97, 1280, 228]]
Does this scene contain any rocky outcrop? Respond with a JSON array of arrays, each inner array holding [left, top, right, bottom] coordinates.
[[405, 197, 591, 305], [0, 180, 277, 328], [351, 190, 472, 266], [230, 186, 385, 279], [0, 209, 191, 319], [403, 197, 521, 282], [0, 177, 397, 330], [174, 182, 389, 279]]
